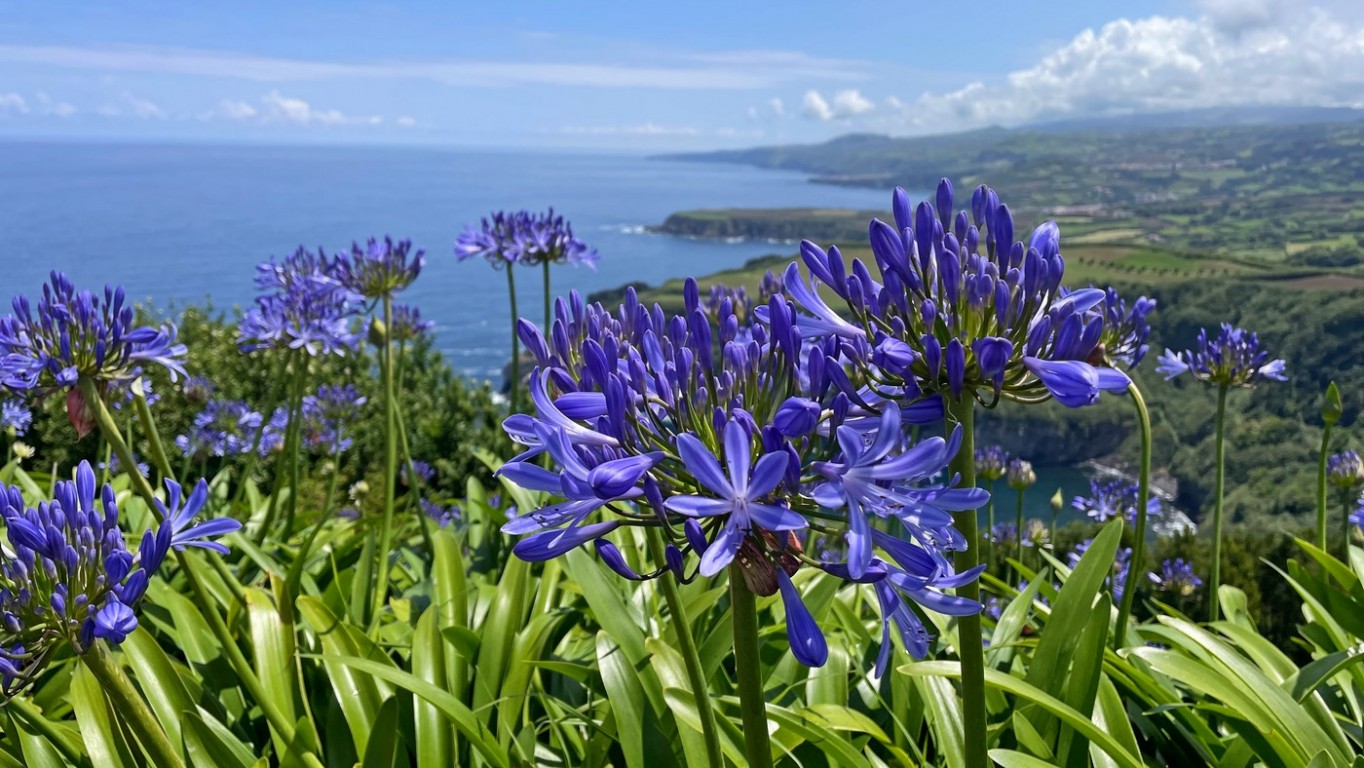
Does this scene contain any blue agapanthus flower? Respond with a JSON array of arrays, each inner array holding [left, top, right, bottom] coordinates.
[[1096, 287, 1156, 369], [334, 237, 425, 300], [260, 384, 367, 455], [391, 304, 436, 343], [782, 181, 1134, 409], [496, 282, 985, 668], [975, 445, 1009, 482], [1006, 458, 1035, 490], [0, 462, 238, 695], [1327, 450, 1363, 491], [987, 522, 1017, 546], [1351, 499, 1364, 531], [175, 399, 264, 458], [0, 272, 187, 394], [402, 459, 435, 487], [455, 209, 598, 270], [1072, 477, 1161, 523], [1148, 558, 1202, 596], [181, 375, 216, 404], [0, 401, 31, 437], [238, 247, 361, 356], [1156, 323, 1287, 388], [420, 498, 462, 528]]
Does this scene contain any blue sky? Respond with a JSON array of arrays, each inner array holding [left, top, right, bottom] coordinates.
[[1, 0, 1361, 149]]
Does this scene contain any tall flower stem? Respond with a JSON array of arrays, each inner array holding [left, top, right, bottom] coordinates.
[[1115, 384, 1152, 647], [259, 354, 307, 542], [1013, 488, 1025, 584], [230, 353, 289, 517], [729, 565, 772, 768], [542, 258, 553, 332], [287, 446, 342, 595], [1208, 383, 1229, 622], [82, 642, 184, 768], [506, 265, 521, 414], [80, 376, 322, 767], [1343, 494, 1353, 556], [1316, 423, 1332, 552], [946, 396, 987, 768], [132, 379, 173, 485], [646, 529, 723, 768], [373, 294, 399, 629]]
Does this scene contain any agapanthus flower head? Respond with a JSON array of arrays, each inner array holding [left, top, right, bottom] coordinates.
[[1006, 458, 1035, 491], [421, 498, 462, 528], [0, 272, 187, 396], [703, 284, 751, 325], [238, 247, 361, 356], [1327, 450, 1364, 491], [390, 304, 435, 343], [335, 237, 425, 299], [0, 401, 31, 437], [402, 459, 435, 487], [175, 399, 263, 459], [261, 384, 367, 455], [782, 181, 1132, 409], [1148, 558, 1201, 597], [758, 269, 786, 302], [1095, 287, 1156, 369], [1156, 323, 1287, 388], [455, 208, 598, 270], [975, 445, 1009, 482], [497, 282, 985, 668], [1020, 518, 1048, 549], [987, 522, 1017, 546], [1071, 477, 1160, 523], [1068, 538, 1132, 600], [0, 462, 237, 695]]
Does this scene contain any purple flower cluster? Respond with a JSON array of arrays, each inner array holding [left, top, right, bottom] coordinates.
[[421, 498, 462, 528], [1072, 478, 1161, 523], [1327, 450, 1363, 492], [391, 304, 436, 343], [497, 283, 985, 670], [0, 401, 30, 437], [0, 272, 187, 394], [262, 384, 367, 455], [175, 399, 264, 458], [0, 462, 238, 693], [975, 445, 1009, 482], [1006, 458, 1035, 491], [1096, 287, 1156, 369], [238, 247, 362, 356], [1148, 558, 1201, 596], [782, 181, 1134, 409], [1156, 323, 1287, 388], [455, 208, 598, 270], [334, 237, 425, 300]]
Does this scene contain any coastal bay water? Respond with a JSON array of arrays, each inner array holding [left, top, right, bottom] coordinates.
[[0, 141, 894, 380], [0, 140, 1112, 520]]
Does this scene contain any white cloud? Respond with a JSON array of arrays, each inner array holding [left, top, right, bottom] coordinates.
[[832, 89, 874, 116], [200, 91, 381, 126], [768, 97, 786, 117], [0, 93, 29, 114], [215, 99, 257, 120], [803, 88, 876, 121], [802, 90, 833, 120], [122, 92, 165, 118], [0, 44, 868, 91], [396, 115, 416, 127], [891, 5, 1364, 132]]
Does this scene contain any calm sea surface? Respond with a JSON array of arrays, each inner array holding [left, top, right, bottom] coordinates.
[[0, 140, 1113, 520]]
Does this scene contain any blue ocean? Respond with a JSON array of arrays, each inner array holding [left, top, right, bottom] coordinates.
[[0, 141, 894, 380]]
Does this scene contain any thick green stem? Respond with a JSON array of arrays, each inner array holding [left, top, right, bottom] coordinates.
[[647, 529, 723, 768], [373, 295, 399, 629], [231, 354, 289, 516], [542, 258, 553, 332], [1343, 494, 1353, 556], [259, 355, 307, 542], [288, 447, 342, 595], [133, 382, 174, 484], [946, 396, 987, 768], [729, 566, 772, 768], [7, 695, 90, 767], [1115, 384, 1152, 647], [82, 643, 184, 768], [1208, 384, 1228, 622], [1317, 424, 1332, 552], [1013, 488, 1025, 585], [506, 266, 521, 414]]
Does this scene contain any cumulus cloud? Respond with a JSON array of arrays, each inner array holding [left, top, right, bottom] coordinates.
[[768, 97, 786, 117], [803, 89, 876, 121], [802, 90, 833, 120], [202, 91, 382, 126], [96, 92, 166, 119], [891, 5, 1364, 132], [396, 115, 416, 127], [0, 93, 29, 114]]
